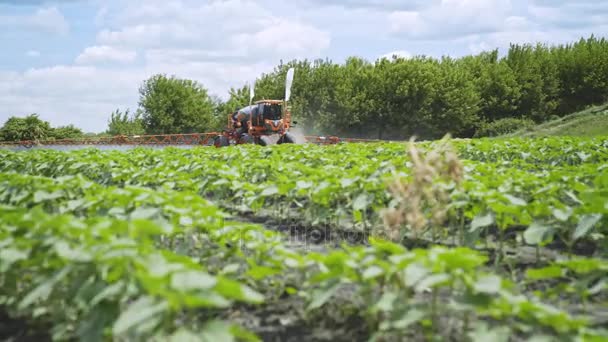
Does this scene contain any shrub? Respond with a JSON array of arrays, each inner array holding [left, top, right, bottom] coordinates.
[[474, 117, 535, 137]]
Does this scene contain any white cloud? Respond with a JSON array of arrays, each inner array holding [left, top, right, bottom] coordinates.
[[3, 0, 608, 134], [94, 6, 108, 26], [95, 0, 330, 64], [230, 20, 330, 61], [26, 7, 69, 34], [75, 45, 137, 64], [0, 61, 276, 132], [528, 2, 607, 29], [299, 0, 431, 11], [379, 50, 412, 60], [0, 6, 69, 34], [0, 66, 141, 132], [389, 0, 513, 39], [26, 50, 41, 57], [1, 0, 333, 133]]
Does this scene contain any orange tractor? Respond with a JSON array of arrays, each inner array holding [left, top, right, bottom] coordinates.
[[212, 68, 298, 147]]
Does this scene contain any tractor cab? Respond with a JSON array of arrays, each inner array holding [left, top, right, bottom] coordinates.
[[231, 99, 290, 134], [258, 101, 282, 121], [232, 100, 283, 125]]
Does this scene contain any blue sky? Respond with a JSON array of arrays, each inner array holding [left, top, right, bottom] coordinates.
[[1, 0, 607, 133]]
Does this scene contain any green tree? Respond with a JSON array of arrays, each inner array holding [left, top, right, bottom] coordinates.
[[0, 114, 52, 141], [51, 124, 84, 140], [506, 42, 560, 121], [106, 108, 145, 136], [427, 57, 481, 138], [458, 51, 521, 122], [217, 34, 607, 140], [138, 74, 216, 134], [554, 35, 608, 114]]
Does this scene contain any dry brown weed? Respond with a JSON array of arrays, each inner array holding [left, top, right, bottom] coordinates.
[[381, 134, 463, 241]]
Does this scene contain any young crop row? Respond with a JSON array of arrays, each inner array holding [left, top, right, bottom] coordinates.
[[0, 205, 266, 341], [0, 171, 313, 340], [1, 193, 606, 340], [0, 137, 605, 259], [0, 136, 607, 340]]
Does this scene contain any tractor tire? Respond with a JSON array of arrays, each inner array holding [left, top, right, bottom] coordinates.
[[278, 132, 296, 144], [258, 136, 273, 146], [239, 133, 254, 144], [213, 135, 229, 147]]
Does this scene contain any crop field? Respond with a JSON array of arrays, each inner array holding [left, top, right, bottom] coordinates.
[[0, 136, 607, 342]]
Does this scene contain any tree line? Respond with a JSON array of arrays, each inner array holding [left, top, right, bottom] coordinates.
[[1, 35, 607, 142], [0, 114, 85, 142], [247, 35, 608, 139]]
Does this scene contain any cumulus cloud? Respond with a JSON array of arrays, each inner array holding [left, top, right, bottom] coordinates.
[[0, 65, 141, 132], [389, 0, 513, 40], [3, 0, 608, 133], [379, 50, 412, 60], [0, 6, 69, 34], [26, 50, 41, 57], [298, 0, 431, 11], [461, 0, 608, 55], [0, 61, 276, 132], [95, 0, 330, 64], [75, 45, 137, 64], [528, 1, 608, 29], [230, 20, 330, 60], [0, 0, 81, 5]]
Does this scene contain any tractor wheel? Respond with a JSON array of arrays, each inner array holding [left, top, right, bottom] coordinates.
[[258, 136, 273, 146], [213, 135, 229, 147], [239, 133, 254, 144], [278, 132, 296, 144]]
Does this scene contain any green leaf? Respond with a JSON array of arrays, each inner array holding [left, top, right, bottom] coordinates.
[[415, 273, 450, 292], [404, 263, 429, 287], [352, 194, 369, 211], [130, 207, 160, 220], [362, 265, 383, 280], [33, 190, 63, 203], [221, 263, 240, 275], [261, 185, 279, 196], [171, 271, 217, 291], [66, 198, 87, 211], [18, 267, 71, 309], [307, 282, 340, 310], [468, 322, 510, 342], [528, 335, 555, 342], [112, 296, 168, 336], [552, 207, 572, 222], [54, 241, 91, 262], [470, 213, 494, 232], [90, 281, 124, 306], [474, 275, 502, 294], [573, 214, 602, 240], [246, 266, 280, 280], [523, 222, 552, 245], [215, 278, 264, 304], [0, 248, 28, 271], [200, 320, 235, 342], [296, 180, 312, 190], [504, 194, 526, 206], [373, 292, 397, 312], [169, 328, 203, 342], [146, 254, 184, 277], [526, 266, 563, 280], [340, 178, 357, 188], [391, 309, 426, 329], [77, 302, 117, 342]]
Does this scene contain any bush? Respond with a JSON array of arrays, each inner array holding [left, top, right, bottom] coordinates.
[[474, 117, 535, 137]]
